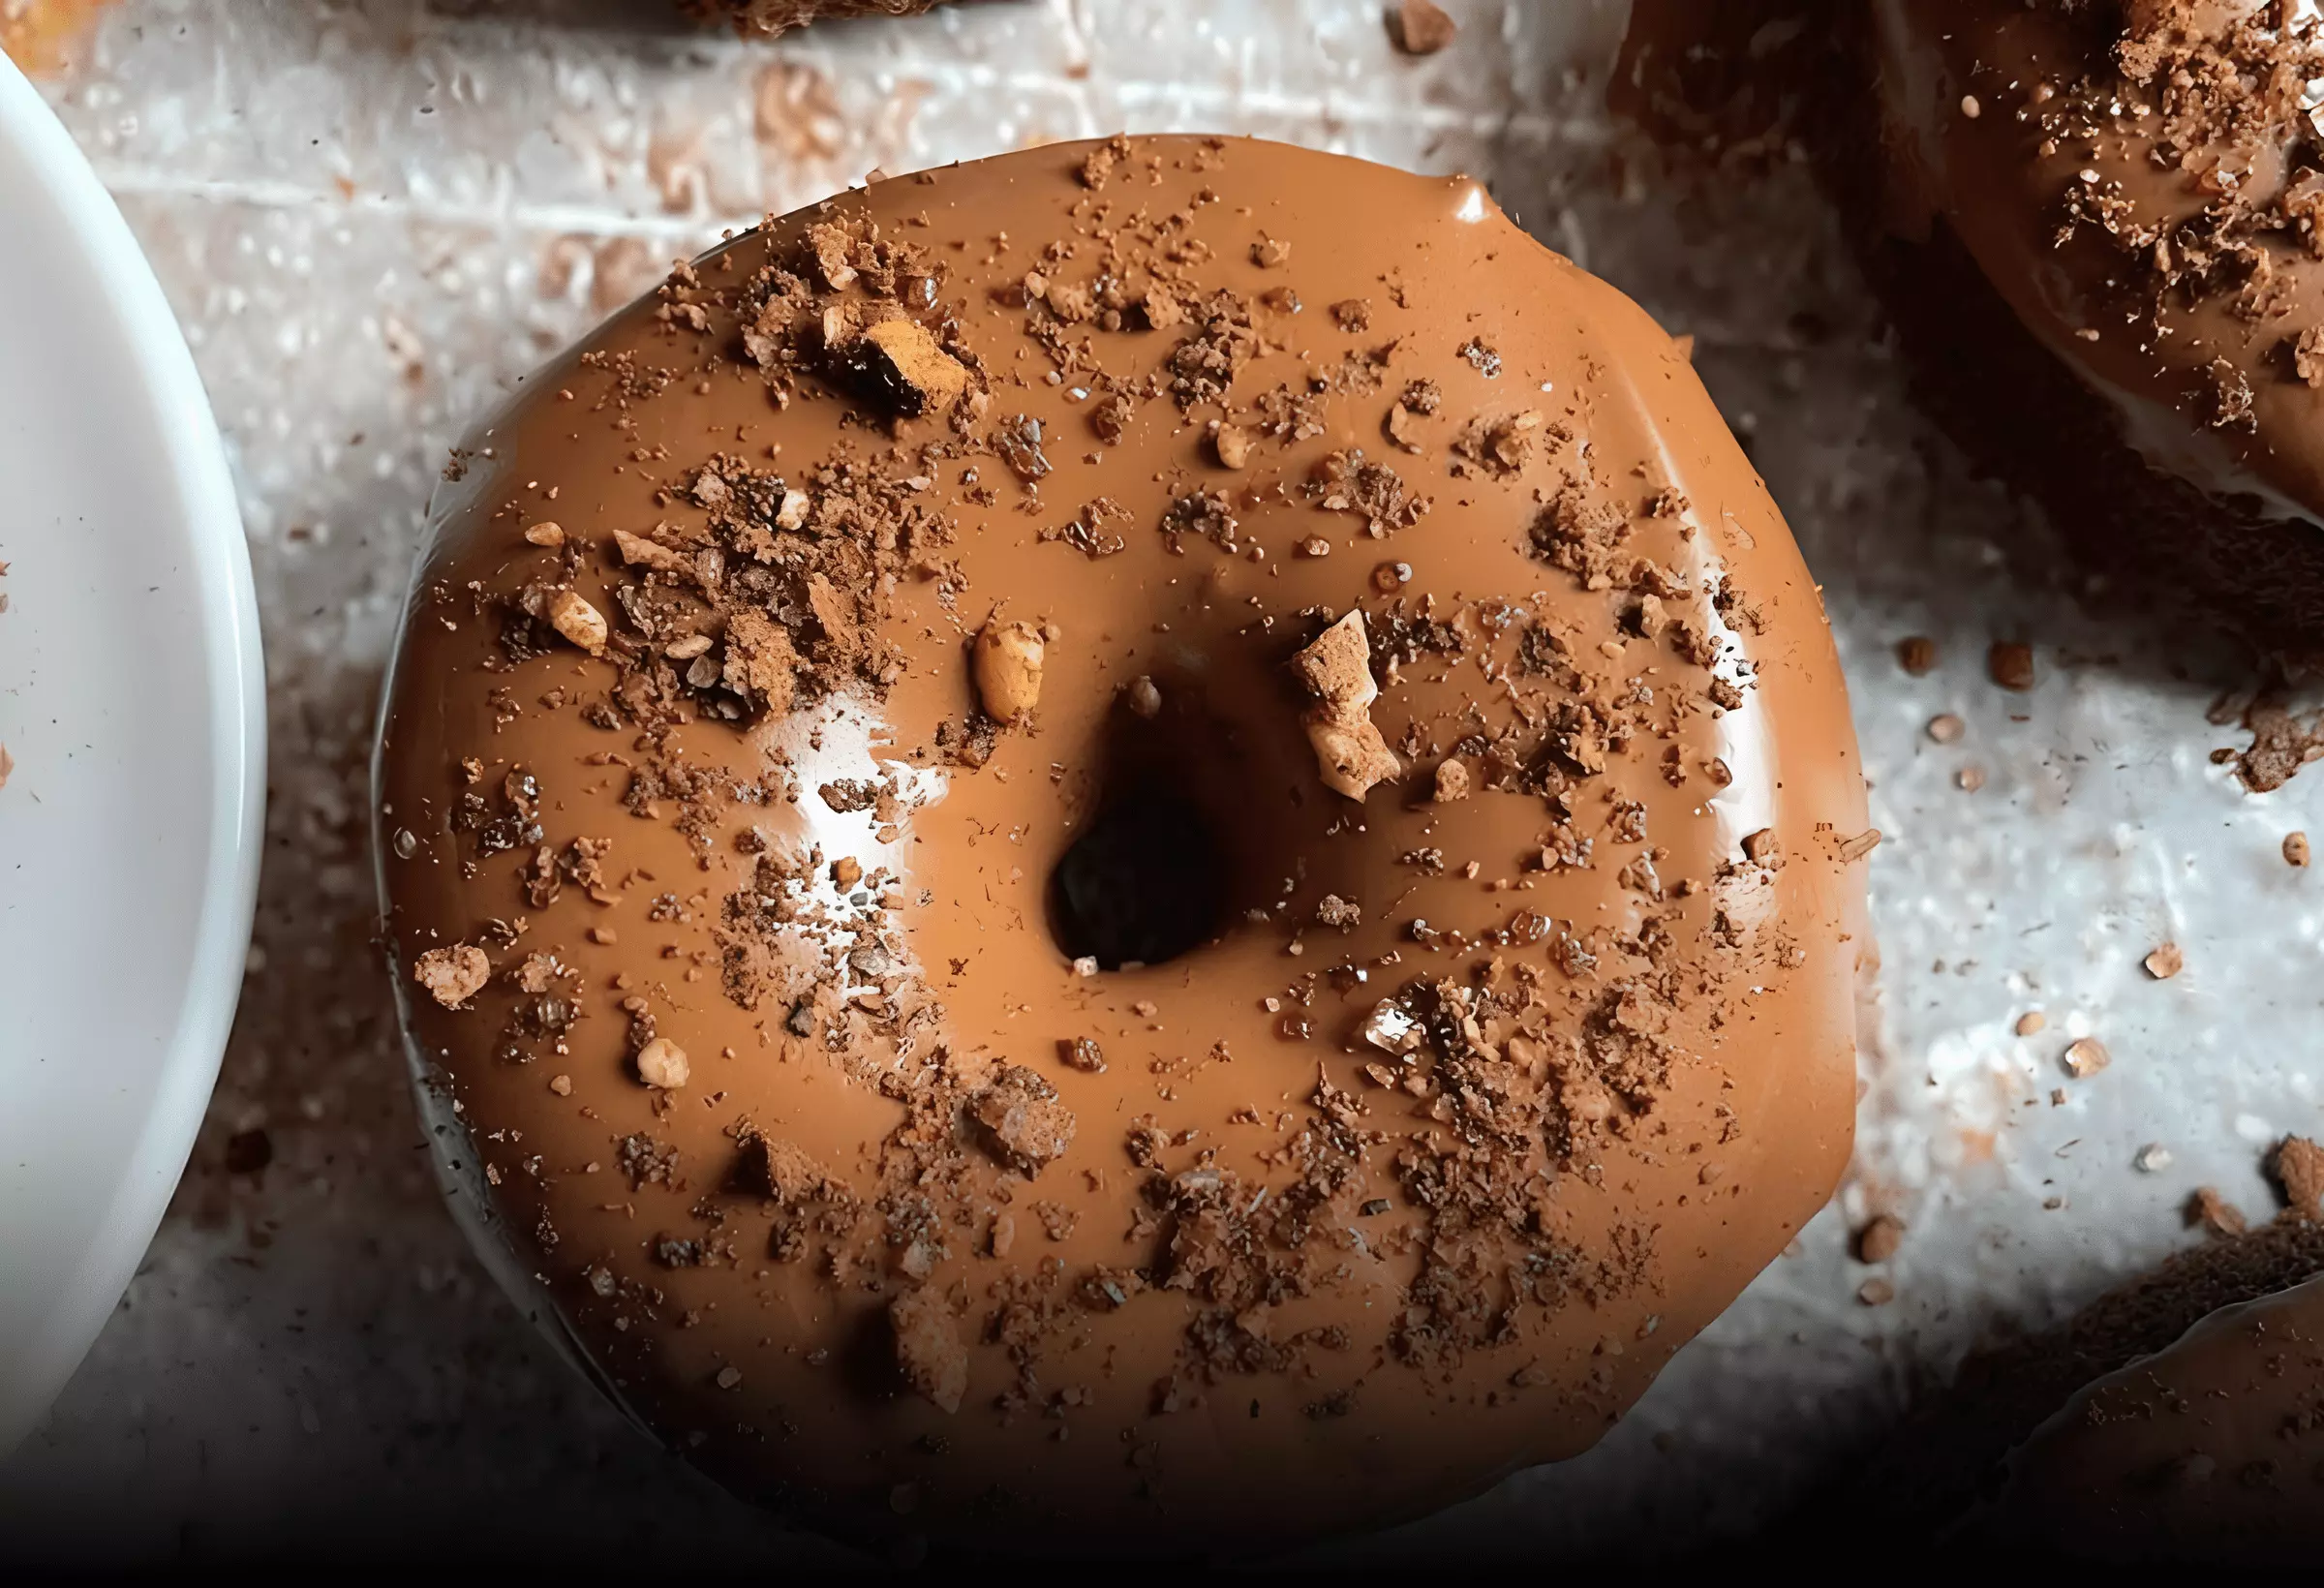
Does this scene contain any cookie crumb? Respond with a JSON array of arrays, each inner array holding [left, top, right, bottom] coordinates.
[[1987, 641, 2035, 692], [2268, 1135, 2324, 1218], [1288, 610, 1400, 800], [2287, 831, 2311, 868], [1433, 758, 1470, 803], [1854, 1214, 1905, 1265], [636, 1036, 690, 1089], [973, 621, 1046, 724], [2062, 1036, 2110, 1079], [2143, 942, 2184, 980], [549, 590, 608, 655], [890, 1286, 968, 1414], [1856, 1277, 1896, 1306], [1926, 713, 1965, 744], [1895, 635, 1937, 675], [2015, 1010, 2047, 1037], [2187, 1185, 2248, 1238], [2134, 1142, 2172, 1174], [1388, 0, 1456, 55]]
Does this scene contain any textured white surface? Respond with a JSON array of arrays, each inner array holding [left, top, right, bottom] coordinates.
[[2, 0, 2319, 1564], [0, 49, 260, 1462]]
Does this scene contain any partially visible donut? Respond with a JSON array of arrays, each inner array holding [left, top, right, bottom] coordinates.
[[1858, 1, 2324, 653], [374, 135, 1871, 1554]]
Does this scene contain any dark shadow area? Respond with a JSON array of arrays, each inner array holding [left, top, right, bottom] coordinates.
[[1047, 784, 1229, 973]]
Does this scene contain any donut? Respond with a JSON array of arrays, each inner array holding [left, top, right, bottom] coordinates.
[[374, 134, 1872, 1554], [1857, 1, 2324, 653]]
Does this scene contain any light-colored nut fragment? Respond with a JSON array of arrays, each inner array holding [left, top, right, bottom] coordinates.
[[891, 1285, 968, 1415], [523, 521, 566, 547], [1288, 610, 1401, 801], [776, 489, 811, 531], [2134, 1143, 2173, 1173], [2015, 1010, 2047, 1037], [665, 633, 714, 660], [1926, 714, 1965, 744], [2063, 1036, 2111, 1079], [1251, 234, 1291, 268], [974, 620, 1046, 724], [2144, 942, 2185, 980], [2288, 831, 2312, 868], [1742, 828, 1782, 864], [548, 589, 607, 655], [413, 944, 489, 1010], [1211, 423, 1254, 469], [1433, 758, 1471, 803], [1390, 0, 1457, 54], [636, 1036, 690, 1089], [1854, 1214, 1905, 1265]]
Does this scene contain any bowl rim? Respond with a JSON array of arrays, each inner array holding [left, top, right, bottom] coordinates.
[[0, 51, 265, 1452]]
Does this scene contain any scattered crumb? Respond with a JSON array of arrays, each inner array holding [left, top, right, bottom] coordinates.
[[2268, 1135, 2324, 1218], [1955, 765, 1986, 793], [1926, 713, 1964, 744], [1388, 0, 1456, 56], [2143, 942, 2184, 980], [2288, 831, 2312, 868], [2015, 1010, 2047, 1037], [1857, 1277, 1896, 1306], [1987, 641, 2035, 692], [1433, 758, 1470, 803], [636, 1036, 689, 1089], [890, 1286, 967, 1414], [2134, 1142, 2172, 1174], [2187, 1185, 2249, 1238], [972, 621, 1045, 724], [2062, 1036, 2110, 1079], [1895, 635, 1937, 675], [1854, 1214, 1905, 1265]]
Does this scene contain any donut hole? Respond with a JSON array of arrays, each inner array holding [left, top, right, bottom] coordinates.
[[1047, 785, 1229, 971]]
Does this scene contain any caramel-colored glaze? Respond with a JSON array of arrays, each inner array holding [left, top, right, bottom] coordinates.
[[375, 136, 1867, 1554], [1873, 1, 2324, 529], [1989, 1272, 2324, 1562]]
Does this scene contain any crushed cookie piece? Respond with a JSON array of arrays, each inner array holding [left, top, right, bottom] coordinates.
[[2062, 1036, 2111, 1080], [636, 1036, 690, 1089], [1433, 758, 1470, 803], [1211, 422, 1255, 470], [548, 590, 608, 655], [2287, 831, 2312, 868], [413, 944, 490, 1009], [1895, 635, 1936, 675], [1854, 1215, 1905, 1265], [2188, 1185, 2248, 1238], [890, 1286, 967, 1414], [1741, 828, 1781, 865], [973, 621, 1046, 724], [1059, 1037, 1106, 1074], [1250, 235, 1291, 269], [973, 1065, 1075, 1173], [1314, 894, 1361, 930], [2270, 1136, 2324, 1218], [523, 521, 566, 548]]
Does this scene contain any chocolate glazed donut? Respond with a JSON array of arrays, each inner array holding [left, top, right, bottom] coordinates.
[[374, 135, 1871, 1555], [1853, 1, 2324, 657]]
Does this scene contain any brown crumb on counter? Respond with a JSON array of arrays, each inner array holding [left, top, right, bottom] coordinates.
[[2188, 1185, 2250, 1238], [1388, 0, 1456, 57], [2268, 1136, 2324, 1219], [1987, 642, 2035, 692]]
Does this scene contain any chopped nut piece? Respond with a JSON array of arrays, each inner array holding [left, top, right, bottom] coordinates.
[[548, 589, 608, 655], [1988, 641, 2036, 692], [832, 857, 863, 889], [1895, 635, 1937, 675], [2288, 831, 2312, 868], [1837, 828, 1881, 863], [776, 488, 811, 531], [2062, 1036, 2110, 1079], [1854, 1215, 1905, 1265], [1058, 1037, 1106, 1074], [891, 1286, 967, 1414], [1124, 675, 1162, 719], [1250, 235, 1291, 269], [2015, 1010, 2047, 1037], [1926, 714, 1964, 744], [972, 1065, 1075, 1173], [413, 944, 490, 1009], [665, 633, 714, 660], [2133, 1142, 2172, 1174], [1288, 610, 1401, 800], [1741, 828, 1782, 864], [548, 1074, 572, 1096], [1389, 0, 1457, 55], [1857, 1277, 1896, 1306], [2144, 942, 2184, 980], [613, 528, 687, 572], [1296, 536, 1332, 559], [714, 1364, 743, 1391], [523, 521, 566, 547], [1211, 423, 1254, 469], [1956, 765, 1987, 793], [1433, 758, 1471, 803], [1314, 894, 1361, 930], [636, 1036, 690, 1089], [973, 620, 1046, 724]]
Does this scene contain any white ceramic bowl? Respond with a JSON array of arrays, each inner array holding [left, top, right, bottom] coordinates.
[[0, 54, 262, 1452]]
